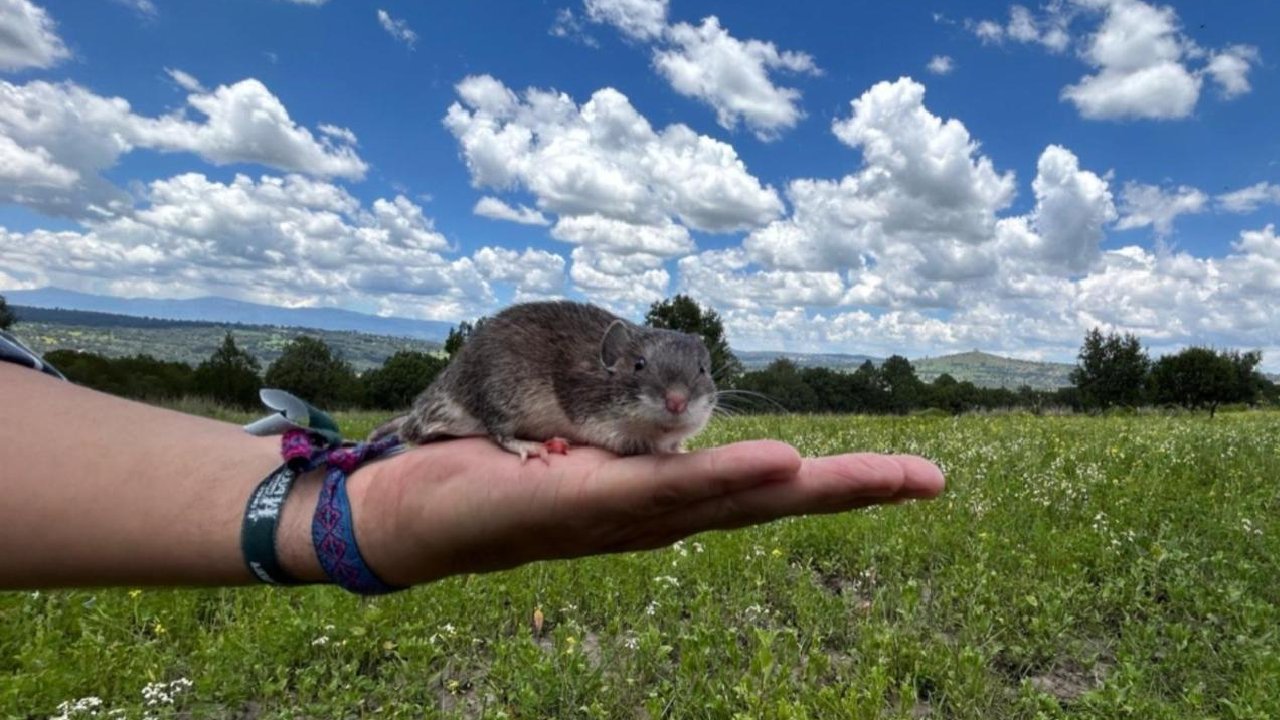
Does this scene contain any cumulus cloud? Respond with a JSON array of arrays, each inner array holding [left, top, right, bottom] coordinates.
[[926, 55, 955, 75], [744, 77, 1016, 293], [473, 196, 550, 226], [568, 245, 669, 309], [0, 0, 69, 71], [1206, 45, 1261, 98], [444, 74, 785, 300], [0, 171, 567, 321], [583, 0, 667, 41], [969, 0, 1259, 121], [1218, 182, 1280, 215], [376, 9, 417, 48], [444, 76, 781, 233], [967, 3, 1071, 52], [582, 1, 819, 140], [0, 77, 367, 218], [654, 17, 820, 140], [1114, 181, 1206, 236], [472, 246, 566, 300]]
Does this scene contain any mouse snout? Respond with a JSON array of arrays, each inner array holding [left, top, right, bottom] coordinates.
[[664, 390, 689, 415]]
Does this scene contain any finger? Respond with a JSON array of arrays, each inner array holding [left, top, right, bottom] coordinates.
[[649, 453, 944, 537], [588, 440, 803, 516]]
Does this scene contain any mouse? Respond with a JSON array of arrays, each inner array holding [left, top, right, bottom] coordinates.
[[370, 300, 718, 460]]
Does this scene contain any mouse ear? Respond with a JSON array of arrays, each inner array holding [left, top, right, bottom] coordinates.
[[599, 319, 631, 371]]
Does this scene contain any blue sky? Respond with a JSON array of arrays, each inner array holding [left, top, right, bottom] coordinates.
[[1, 0, 1278, 364]]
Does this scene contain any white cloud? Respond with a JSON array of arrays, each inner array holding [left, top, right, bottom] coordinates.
[[444, 75, 781, 234], [473, 196, 550, 226], [926, 55, 955, 75], [677, 248, 845, 310], [165, 68, 205, 93], [1061, 0, 1204, 120], [0, 77, 367, 218], [1206, 44, 1259, 98], [0, 133, 77, 188], [113, 0, 157, 18], [653, 16, 820, 140], [745, 77, 1016, 292], [549, 8, 598, 47], [582, 2, 818, 140], [568, 245, 669, 309], [967, 3, 1071, 52], [1218, 182, 1280, 214], [0, 171, 568, 321], [472, 246, 566, 300], [996, 144, 1116, 275], [1114, 181, 1206, 236], [444, 74, 786, 301], [0, 0, 69, 71], [970, 0, 1259, 121], [376, 9, 417, 48], [317, 123, 358, 146], [551, 214, 692, 255], [583, 0, 667, 41]]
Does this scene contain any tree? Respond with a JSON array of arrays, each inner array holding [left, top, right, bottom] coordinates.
[[1152, 347, 1262, 416], [734, 359, 817, 411], [264, 336, 359, 408], [1070, 328, 1151, 410], [880, 354, 923, 414], [445, 317, 488, 358], [192, 332, 262, 409], [361, 351, 448, 409], [0, 294, 14, 330], [645, 295, 743, 384]]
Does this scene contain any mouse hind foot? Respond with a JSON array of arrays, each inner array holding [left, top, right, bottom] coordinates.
[[496, 436, 571, 463]]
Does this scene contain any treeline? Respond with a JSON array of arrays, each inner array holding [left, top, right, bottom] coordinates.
[[5, 291, 1277, 415], [45, 333, 446, 411], [732, 356, 1079, 414]]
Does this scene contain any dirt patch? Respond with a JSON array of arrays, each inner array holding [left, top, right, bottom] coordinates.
[[1027, 656, 1112, 703]]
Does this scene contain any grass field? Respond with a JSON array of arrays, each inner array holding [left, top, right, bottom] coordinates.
[[4, 411, 1279, 719]]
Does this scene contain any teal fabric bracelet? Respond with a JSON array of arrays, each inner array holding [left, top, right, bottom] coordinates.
[[241, 463, 311, 586]]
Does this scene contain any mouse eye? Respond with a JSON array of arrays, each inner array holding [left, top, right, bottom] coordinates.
[[698, 365, 706, 375], [634, 357, 647, 372]]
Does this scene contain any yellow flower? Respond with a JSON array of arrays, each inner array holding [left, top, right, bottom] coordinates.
[[153, 622, 167, 636], [770, 548, 783, 558], [446, 680, 461, 694], [128, 589, 142, 599]]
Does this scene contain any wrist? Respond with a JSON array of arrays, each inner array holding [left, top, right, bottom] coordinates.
[[273, 468, 327, 583], [345, 456, 423, 587]]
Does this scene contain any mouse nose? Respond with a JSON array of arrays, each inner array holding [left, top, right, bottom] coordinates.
[[665, 391, 688, 415]]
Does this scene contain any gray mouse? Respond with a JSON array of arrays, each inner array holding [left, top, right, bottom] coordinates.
[[370, 300, 718, 460]]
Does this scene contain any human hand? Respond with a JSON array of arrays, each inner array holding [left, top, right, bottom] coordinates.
[[345, 438, 945, 587]]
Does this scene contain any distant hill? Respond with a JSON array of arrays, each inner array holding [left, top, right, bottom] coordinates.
[[5, 287, 453, 341], [737, 350, 880, 370], [11, 306, 441, 372], [914, 351, 1074, 390], [3, 288, 1083, 389]]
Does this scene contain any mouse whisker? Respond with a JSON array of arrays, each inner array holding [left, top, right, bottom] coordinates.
[[714, 389, 789, 414]]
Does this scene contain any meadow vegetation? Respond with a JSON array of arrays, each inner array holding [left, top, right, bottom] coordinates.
[[5, 410, 1278, 718]]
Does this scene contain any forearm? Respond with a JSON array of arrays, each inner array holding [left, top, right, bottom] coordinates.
[[0, 363, 327, 589]]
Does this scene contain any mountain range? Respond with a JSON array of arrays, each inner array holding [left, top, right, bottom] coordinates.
[[4, 287, 454, 341], [2, 287, 1080, 389]]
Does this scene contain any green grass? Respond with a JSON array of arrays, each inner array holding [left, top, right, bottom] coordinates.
[[4, 412, 1279, 718]]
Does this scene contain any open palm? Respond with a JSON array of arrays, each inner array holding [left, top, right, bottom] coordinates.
[[351, 437, 946, 587]]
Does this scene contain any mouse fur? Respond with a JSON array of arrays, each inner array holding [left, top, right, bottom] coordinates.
[[371, 301, 717, 458]]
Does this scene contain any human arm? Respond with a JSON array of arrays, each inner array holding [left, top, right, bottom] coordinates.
[[0, 361, 944, 590]]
